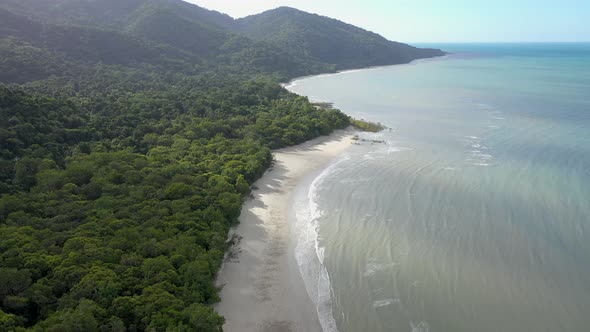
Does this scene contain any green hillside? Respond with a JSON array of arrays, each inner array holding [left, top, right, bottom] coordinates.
[[0, 1, 443, 81], [236, 6, 445, 69], [0, 0, 234, 30]]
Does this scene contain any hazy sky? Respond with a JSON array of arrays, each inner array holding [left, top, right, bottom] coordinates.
[[187, 0, 589, 43]]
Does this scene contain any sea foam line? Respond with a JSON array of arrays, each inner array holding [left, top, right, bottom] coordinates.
[[294, 154, 350, 332]]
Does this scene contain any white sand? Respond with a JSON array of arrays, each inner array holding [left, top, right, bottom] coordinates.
[[215, 129, 354, 332]]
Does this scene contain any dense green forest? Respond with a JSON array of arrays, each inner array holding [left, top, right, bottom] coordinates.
[[0, 79, 348, 331], [0, 0, 442, 330]]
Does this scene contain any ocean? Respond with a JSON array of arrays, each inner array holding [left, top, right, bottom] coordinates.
[[286, 43, 590, 332]]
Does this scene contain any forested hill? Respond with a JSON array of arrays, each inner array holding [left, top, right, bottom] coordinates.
[[0, 1, 443, 331], [0, 0, 444, 83], [0, 0, 235, 31], [235, 6, 445, 69]]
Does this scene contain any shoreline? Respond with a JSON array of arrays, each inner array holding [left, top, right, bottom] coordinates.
[[215, 129, 356, 332], [214, 54, 425, 330], [281, 54, 450, 90]]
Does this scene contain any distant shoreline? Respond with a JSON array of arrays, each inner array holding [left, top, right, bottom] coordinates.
[[281, 53, 450, 90]]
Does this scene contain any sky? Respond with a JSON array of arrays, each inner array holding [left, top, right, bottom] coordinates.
[[187, 0, 589, 43]]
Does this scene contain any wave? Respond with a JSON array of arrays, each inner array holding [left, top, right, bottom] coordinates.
[[410, 321, 431, 332], [475, 103, 494, 110], [281, 81, 297, 89], [294, 155, 350, 332], [363, 257, 398, 277], [387, 146, 413, 154], [372, 298, 398, 308]]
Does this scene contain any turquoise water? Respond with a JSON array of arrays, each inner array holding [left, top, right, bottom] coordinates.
[[287, 44, 590, 332]]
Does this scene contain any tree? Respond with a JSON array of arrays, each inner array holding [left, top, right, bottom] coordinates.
[[181, 303, 224, 332], [0, 309, 23, 330], [70, 266, 122, 307], [0, 268, 32, 300], [235, 175, 250, 195]]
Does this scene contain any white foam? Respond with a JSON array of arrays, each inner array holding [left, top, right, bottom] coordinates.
[[373, 299, 396, 308], [340, 68, 365, 75], [363, 259, 396, 277], [294, 156, 350, 332], [410, 321, 431, 332], [387, 146, 413, 154], [475, 103, 494, 110], [282, 81, 297, 89]]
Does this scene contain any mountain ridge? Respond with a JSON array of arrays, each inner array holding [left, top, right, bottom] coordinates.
[[235, 6, 445, 70], [0, 0, 445, 83]]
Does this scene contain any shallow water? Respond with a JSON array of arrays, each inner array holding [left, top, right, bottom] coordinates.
[[287, 43, 590, 332]]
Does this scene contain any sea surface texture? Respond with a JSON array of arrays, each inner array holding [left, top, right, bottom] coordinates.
[[286, 43, 590, 332]]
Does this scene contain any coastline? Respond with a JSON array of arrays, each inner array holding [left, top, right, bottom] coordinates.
[[214, 54, 445, 331], [281, 54, 450, 90], [215, 129, 356, 332]]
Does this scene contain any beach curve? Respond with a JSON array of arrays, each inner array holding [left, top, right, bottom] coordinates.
[[215, 129, 355, 332]]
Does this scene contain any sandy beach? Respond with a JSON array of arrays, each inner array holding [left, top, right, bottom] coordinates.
[[215, 129, 354, 332]]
